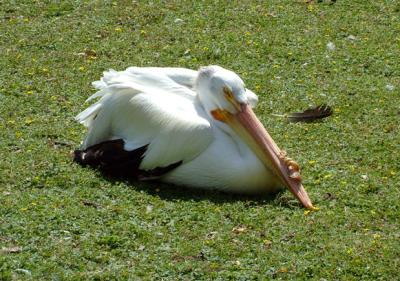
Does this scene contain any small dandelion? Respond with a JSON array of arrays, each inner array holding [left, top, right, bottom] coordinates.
[[78, 66, 85, 72], [146, 205, 153, 213], [347, 35, 357, 41], [326, 42, 336, 51], [114, 27, 122, 32], [373, 234, 381, 239], [25, 118, 33, 125], [385, 84, 395, 91]]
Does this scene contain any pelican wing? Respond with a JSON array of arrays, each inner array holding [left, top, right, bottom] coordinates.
[[92, 66, 258, 107], [76, 68, 213, 171]]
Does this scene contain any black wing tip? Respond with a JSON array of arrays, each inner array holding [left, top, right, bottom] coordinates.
[[72, 149, 85, 165], [72, 139, 182, 181]]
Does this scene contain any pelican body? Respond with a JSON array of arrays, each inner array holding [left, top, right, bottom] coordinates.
[[74, 66, 313, 209]]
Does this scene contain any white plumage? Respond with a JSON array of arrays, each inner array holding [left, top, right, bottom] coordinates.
[[76, 65, 313, 208]]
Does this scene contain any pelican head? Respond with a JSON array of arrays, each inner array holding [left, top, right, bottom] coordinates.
[[196, 65, 314, 209]]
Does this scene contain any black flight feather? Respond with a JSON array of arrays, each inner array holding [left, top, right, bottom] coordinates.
[[287, 104, 333, 123]]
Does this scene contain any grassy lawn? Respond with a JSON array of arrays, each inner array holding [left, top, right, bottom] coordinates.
[[1, 0, 399, 279]]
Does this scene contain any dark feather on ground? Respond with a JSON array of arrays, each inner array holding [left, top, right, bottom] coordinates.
[[287, 104, 333, 123]]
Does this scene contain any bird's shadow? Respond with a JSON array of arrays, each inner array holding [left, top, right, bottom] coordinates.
[[99, 172, 302, 209]]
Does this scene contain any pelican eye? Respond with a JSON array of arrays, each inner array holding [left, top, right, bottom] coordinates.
[[223, 86, 241, 111], [223, 86, 234, 98]]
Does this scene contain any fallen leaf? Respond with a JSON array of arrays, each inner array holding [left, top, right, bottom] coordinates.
[[82, 200, 100, 208], [205, 231, 217, 240], [323, 192, 337, 200], [232, 225, 247, 234], [263, 239, 272, 248], [1, 246, 22, 253]]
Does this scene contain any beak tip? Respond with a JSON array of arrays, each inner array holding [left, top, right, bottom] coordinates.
[[305, 203, 315, 210], [289, 183, 314, 210]]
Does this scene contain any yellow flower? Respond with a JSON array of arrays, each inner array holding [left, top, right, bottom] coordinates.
[[304, 206, 319, 216], [263, 239, 272, 246], [115, 27, 122, 32], [279, 267, 289, 273], [78, 66, 85, 71]]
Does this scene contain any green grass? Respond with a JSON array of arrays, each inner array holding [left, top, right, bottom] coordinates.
[[1, 0, 399, 280]]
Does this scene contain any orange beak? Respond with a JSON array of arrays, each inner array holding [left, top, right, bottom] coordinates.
[[212, 103, 314, 209]]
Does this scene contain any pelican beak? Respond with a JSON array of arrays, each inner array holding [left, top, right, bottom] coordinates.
[[211, 103, 314, 209]]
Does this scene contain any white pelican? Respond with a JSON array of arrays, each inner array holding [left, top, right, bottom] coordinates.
[[74, 65, 314, 209]]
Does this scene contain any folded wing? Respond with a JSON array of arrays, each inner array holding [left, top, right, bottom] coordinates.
[[76, 68, 213, 171]]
